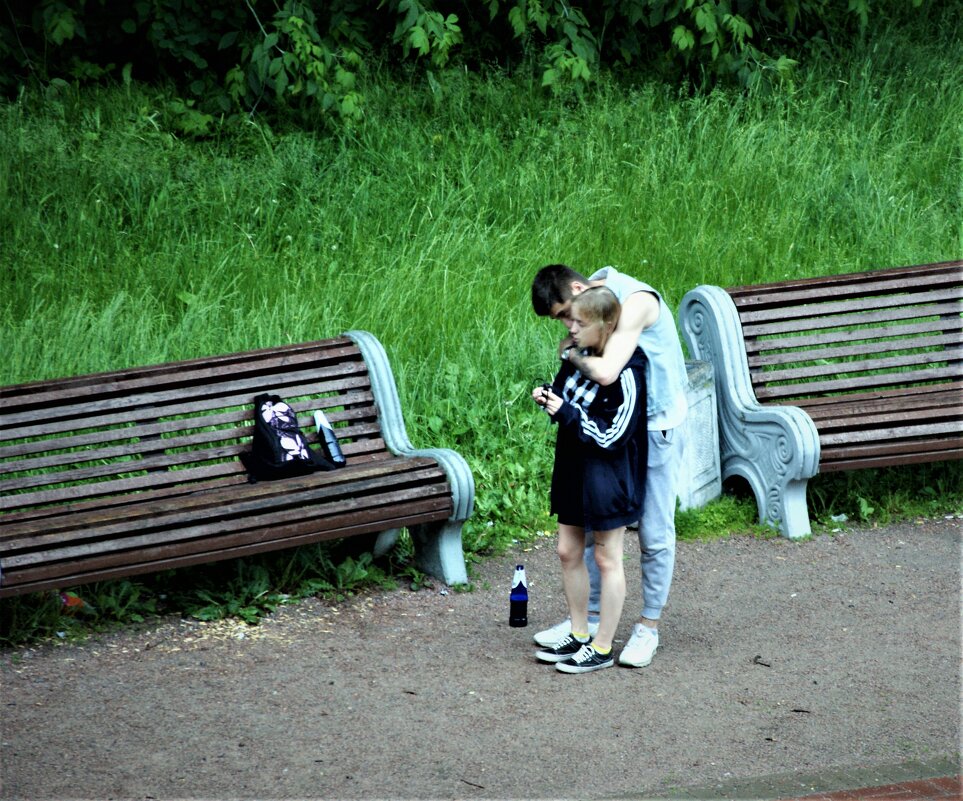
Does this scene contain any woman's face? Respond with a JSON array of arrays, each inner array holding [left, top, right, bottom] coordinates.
[[570, 310, 607, 352]]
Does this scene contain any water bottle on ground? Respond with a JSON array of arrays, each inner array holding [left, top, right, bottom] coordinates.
[[313, 409, 346, 466], [509, 564, 528, 627]]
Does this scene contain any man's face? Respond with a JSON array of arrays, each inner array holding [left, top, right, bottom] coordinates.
[[548, 282, 585, 333]]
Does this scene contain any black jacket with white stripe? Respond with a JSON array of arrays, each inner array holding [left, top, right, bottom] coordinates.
[[548, 347, 648, 532]]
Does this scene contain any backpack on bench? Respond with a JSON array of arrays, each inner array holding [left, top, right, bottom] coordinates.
[[242, 393, 339, 481]]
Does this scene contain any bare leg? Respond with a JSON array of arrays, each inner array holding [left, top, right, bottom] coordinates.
[[557, 524, 589, 636], [592, 526, 626, 650]]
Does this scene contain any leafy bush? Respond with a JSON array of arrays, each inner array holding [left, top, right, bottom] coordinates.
[[0, 0, 937, 132]]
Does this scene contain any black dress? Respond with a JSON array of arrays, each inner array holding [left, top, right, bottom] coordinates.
[[548, 347, 648, 532]]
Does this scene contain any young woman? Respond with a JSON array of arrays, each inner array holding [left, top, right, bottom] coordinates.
[[531, 287, 648, 673]]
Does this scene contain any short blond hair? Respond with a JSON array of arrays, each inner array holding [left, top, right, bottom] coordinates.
[[571, 286, 620, 355]]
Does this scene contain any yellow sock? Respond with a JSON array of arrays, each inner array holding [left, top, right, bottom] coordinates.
[[572, 631, 590, 642], [592, 643, 612, 655]]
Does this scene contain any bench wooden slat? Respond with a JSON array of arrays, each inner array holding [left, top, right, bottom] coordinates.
[[799, 386, 961, 415], [4, 479, 451, 568], [739, 299, 961, 337], [1, 337, 357, 393], [746, 331, 962, 367], [2, 408, 257, 460], [0, 390, 376, 459], [1, 458, 442, 542], [737, 286, 959, 324], [791, 381, 961, 409], [807, 404, 961, 432], [0, 339, 360, 408], [0, 436, 392, 512], [1, 361, 371, 429], [819, 421, 961, 447], [0, 501, 453, 598], [5, 417, 383, 475], [793, 384, 963, 424], [8, 495, 453, 582], [1, 451, 398, 526], [743, 318, 963, 358], [1, 461, 244, 510], [821, 437, 963, 465], [2, 376, 374, 440], [819, 444, 963, 473], [2, 432, 388, 499], [727, 260, 962, 302], [750, 345, 961, 384], [2, 442, 252, 493], [8, 424, 254, 474], [755, 365, 959, 400]]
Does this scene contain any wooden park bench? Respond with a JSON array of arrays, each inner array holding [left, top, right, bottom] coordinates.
[[678, 260, 962, 538], [0, 331, 474, 598]]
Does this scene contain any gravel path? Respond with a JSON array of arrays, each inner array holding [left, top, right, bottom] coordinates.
[[1, 517, 959, 800]]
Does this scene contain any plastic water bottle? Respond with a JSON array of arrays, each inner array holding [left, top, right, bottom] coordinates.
[[313, 409, 346, 466], [509, 564, 528, 627]]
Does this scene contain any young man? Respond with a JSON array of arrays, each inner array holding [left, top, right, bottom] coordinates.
[[530, 263, 689, 667], [532, 287, 648, 674]]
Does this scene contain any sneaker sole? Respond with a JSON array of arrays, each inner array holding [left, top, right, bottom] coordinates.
[[535, 646, 590, 663], [535, 650, 572, 663], [618, 648, 657, 668], [555, 658, 614, 674], [533, 624, 600, 648]]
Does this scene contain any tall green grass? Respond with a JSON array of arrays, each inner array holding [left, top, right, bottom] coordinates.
[[1, 19, 961, 640]]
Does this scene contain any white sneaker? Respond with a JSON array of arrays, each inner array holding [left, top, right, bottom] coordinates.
[[618, 623, 659, 667], [532, 618, 600, 648]]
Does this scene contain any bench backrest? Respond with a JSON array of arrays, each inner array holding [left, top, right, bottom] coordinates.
[[725, 261, 962, 403], [0, 337, 388, 516]]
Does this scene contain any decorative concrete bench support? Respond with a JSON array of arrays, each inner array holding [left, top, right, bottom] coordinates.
[[679, 286, 820, 538], [677, 360, 722, 512], [347, 330, 473, 584]]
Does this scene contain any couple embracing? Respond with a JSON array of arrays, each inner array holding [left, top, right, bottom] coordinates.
[[529, 264, 688, 674]]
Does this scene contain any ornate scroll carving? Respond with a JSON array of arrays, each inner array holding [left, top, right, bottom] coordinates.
[[678, 287, 820, 538]]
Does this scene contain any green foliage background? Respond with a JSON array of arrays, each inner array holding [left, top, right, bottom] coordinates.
[[0, 4, 960, 642], [0, 0, 935, 132]]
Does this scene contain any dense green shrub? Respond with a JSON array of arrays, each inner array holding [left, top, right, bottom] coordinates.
[[0, 0, 934, 132]]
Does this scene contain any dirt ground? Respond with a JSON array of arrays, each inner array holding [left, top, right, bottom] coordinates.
[[1, 517, 960, 800]]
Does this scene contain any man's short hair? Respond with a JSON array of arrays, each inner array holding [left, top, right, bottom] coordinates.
[[531, 264, 589, 316]]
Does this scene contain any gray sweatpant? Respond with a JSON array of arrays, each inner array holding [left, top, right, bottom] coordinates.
[[586, 424, 686, 621]]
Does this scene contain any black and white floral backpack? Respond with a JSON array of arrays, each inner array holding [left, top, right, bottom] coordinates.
[[241, 393, 337, 481]]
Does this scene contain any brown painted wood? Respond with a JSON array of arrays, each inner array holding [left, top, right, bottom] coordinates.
[[1, 460, 445, 544], [737, 287, 959, 324], [725, 261, 963, 472], [0, 504, 451, 598], [0, 337, 457, 596], [728, 260, 962, 300], [754, 365, 958, 400], [745, 331, 962, 367], [4, 485, 451, 572], [739, 300, 961, 337]]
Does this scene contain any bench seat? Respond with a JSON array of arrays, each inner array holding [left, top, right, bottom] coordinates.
[[0, 331, 474, 597], [679, 261, 962, 537], [796, 383, 962, 470]]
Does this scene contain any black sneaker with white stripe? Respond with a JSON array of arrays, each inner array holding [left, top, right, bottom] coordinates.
[[555, 643, 615, 673], [535, 634, 591, 663]]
